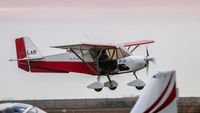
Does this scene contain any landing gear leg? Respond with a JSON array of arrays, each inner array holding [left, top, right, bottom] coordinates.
[[133, 72, 138, 80], [127, 72, 145, 90], [134, 72, 144, 90], [104, 75, 118, 90]]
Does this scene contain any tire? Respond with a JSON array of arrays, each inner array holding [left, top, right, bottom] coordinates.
[[109, 86, 117, 90], [94, 88, 103, 92], [135, 86, 144, 90]]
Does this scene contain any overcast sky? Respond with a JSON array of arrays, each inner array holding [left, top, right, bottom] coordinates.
[[0, 0, 200, 100]]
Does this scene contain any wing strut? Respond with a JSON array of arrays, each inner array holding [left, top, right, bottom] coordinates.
[[70, 48, 98, 75], [130, 45, 140, 53]]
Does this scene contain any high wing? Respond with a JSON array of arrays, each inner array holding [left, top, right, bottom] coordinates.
[[51, 43, 116, 50], [51, 40, 154, 50], [122, 40, 154, 47]]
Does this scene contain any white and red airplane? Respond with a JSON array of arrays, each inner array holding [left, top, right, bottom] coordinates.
[[10, 37, 155, 92], [131, 70, 178, 113]]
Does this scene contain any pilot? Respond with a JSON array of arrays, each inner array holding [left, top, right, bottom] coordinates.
[[98, 49, 117, 74], [98, 49, 109, 70], [99, 49, 109, 63]]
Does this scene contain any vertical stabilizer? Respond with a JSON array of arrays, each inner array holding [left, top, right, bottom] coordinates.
[[130, 70, 178, 113], [15, 37, 43, 71], [15, 37, 43, 59], [23, 37, 43, 59]]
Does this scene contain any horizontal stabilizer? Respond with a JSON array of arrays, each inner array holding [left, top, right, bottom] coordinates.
[[9, 56, 43, 61]]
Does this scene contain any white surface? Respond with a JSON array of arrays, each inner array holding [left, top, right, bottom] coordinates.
[[130, 70, 178, 113]]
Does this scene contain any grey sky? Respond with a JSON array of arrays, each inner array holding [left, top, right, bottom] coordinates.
[[0, 0, 200, 100]]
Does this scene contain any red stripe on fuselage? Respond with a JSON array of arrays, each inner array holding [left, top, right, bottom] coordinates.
[[26, 61, 97, 75], [144, 74, 173, 113]]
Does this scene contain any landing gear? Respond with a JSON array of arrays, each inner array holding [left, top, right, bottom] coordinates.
[[94, 88, 103, 92], [109, 86, 117, 90], [127, 72, 145, 90], [87, 76, 104, 92], [104, 75, 118, 90], [135, 86, 144, 90]]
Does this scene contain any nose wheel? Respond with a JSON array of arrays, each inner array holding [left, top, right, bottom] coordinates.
[[104, 75, 118, 90], [127, 72, 145, 90]]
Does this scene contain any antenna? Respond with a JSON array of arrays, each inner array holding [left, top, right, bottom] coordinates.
[[84, 33, 92, 42]]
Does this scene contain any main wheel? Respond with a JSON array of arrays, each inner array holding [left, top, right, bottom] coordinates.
[[94, 88, 103, 92], [135, 86, 144, 90], [109, 86, 117, 90]]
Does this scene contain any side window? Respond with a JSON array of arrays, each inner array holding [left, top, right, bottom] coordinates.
[[11, 106, 26, 113], [118, 64, 130, 71], [107, 49, 124, 60]]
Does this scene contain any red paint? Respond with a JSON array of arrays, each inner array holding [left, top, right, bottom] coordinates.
[[144, 74, 173, 113], [82, 40, 154, 48], [17, 60, 29, 72], [15, 37, 27, 59], [30, 66, 69, 73], [123, 40, 154, 47], [153, 82, 176, 113], [18, 61, 97, 75], [15, 37, 29, 71]]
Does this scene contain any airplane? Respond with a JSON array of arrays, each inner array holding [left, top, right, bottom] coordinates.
[[0, 103, 46, 113], [10, 37, 155, 92], [131, 70, 178, 113]]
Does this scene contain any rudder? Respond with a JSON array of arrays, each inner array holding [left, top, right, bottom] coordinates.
[[15, 37, 27, 59], [15, 37, 29, 71], [15, 37, 43, 72]]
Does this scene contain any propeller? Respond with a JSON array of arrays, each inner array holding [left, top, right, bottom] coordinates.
[[145, 46, 155, 74]]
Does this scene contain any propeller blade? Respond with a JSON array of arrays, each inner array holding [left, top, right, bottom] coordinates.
[[146, 62, 149, 75], [146, 46, 149, 56], [151, 58, 156, 64]]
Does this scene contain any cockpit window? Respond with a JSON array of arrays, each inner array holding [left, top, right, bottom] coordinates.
[[11, 106, 26, 113]]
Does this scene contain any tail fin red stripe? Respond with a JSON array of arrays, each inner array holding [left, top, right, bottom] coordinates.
[[15, 37, 29, 72], [15, 37, 27, 59], [152, 82, 176, 113], [144, 74, 173, 113]]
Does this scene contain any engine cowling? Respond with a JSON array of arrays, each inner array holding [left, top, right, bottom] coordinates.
[[117, 56, 146, 73]]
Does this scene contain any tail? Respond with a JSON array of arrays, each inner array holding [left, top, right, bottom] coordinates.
[[15, 37, 43, 71], [130, 70, 178, 113]]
